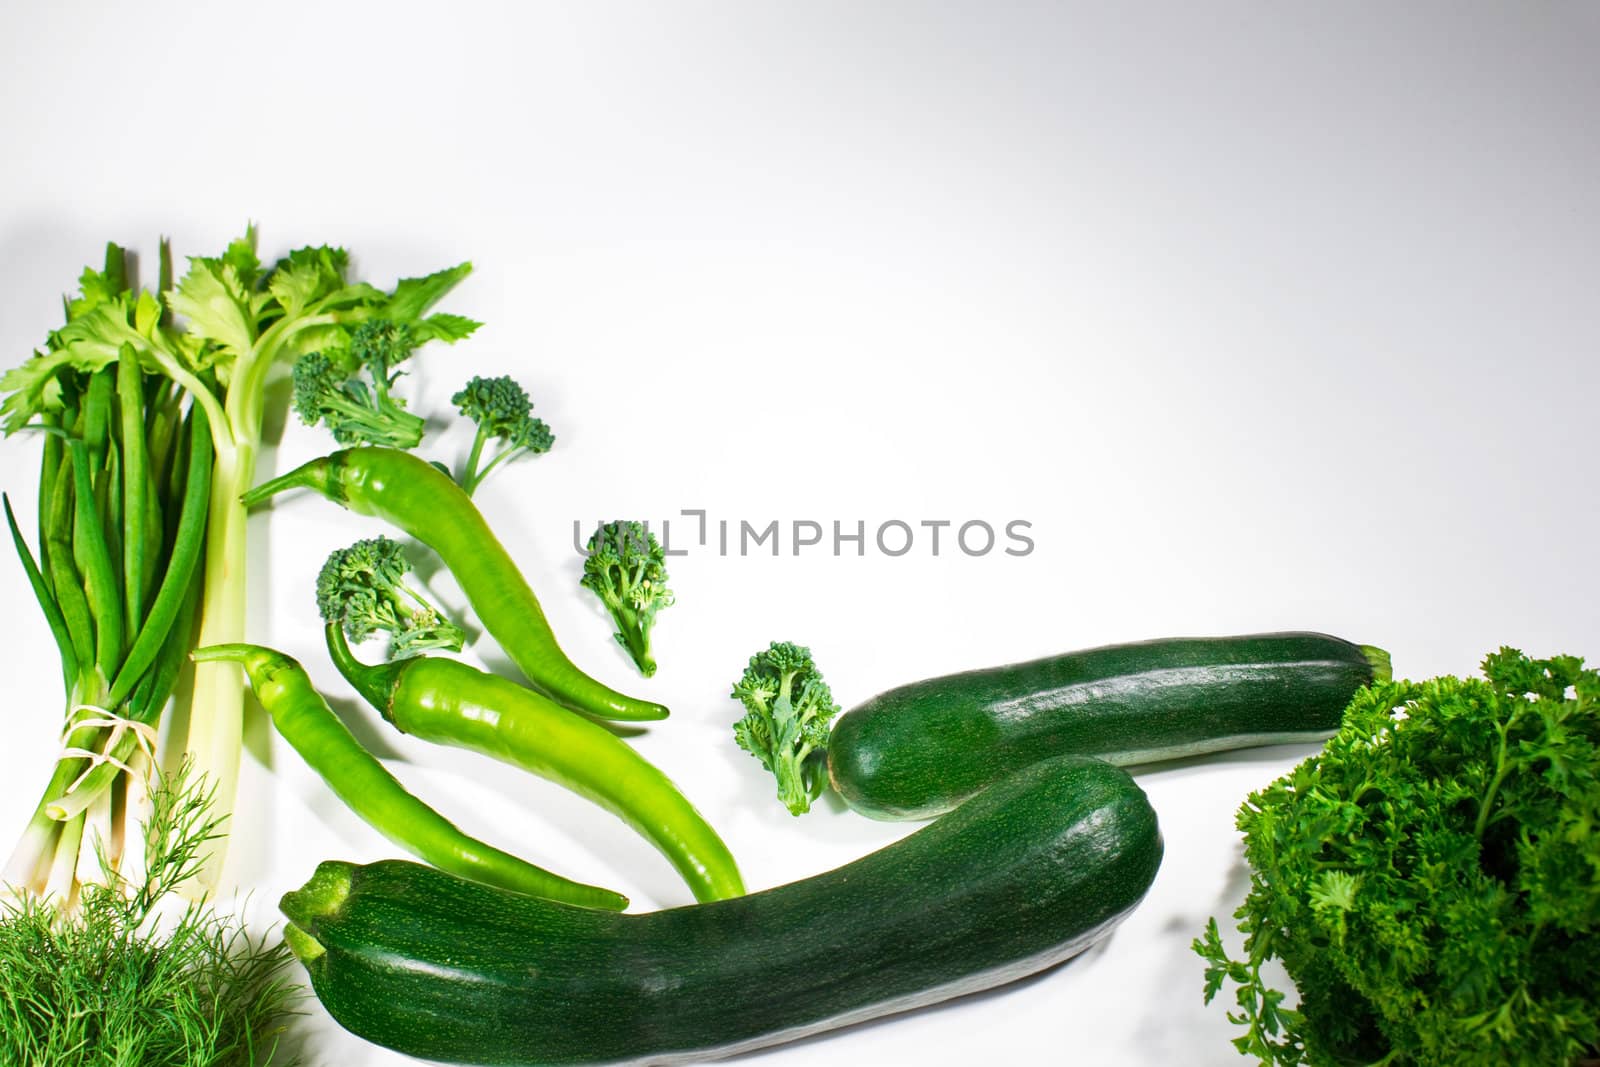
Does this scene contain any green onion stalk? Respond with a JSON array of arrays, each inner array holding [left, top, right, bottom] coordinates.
[[1, 233, 479, 899]]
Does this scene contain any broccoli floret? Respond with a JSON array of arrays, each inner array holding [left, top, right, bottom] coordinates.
[[731, 641, 840, 815], [314, 535, 464, 659], [290, 318, 426, 449], [450, 375, 554, 495], [349, 319, 417, 402], [291, 351, 424, 449], [579, 521, 672, 677]]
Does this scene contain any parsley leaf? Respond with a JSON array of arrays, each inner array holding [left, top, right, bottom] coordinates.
[[1196, 648, 1600, 1066]]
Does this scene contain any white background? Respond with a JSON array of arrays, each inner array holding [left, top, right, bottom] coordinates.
[[2, 3, 1598, 1065]]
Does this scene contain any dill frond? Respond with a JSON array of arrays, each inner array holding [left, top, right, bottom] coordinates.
[[0, 763, 301, 1066]]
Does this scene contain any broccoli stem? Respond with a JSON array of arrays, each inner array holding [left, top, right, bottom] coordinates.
[[322, 390, 425, 449], [459, 427, 490, 496], [775, 748, 815, 815], [468, 445, 518, 492], [613, 610, 657, 678], [457, 428, 531, 497], [370, 369, 398, 406]]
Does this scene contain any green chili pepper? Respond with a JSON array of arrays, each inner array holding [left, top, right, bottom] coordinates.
[[241, 447, 667, 723], [192, 643, 628, 911], [323, 624, 745, 903]]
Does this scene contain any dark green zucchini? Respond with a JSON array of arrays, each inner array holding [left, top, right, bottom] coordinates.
[[281, 754, 1162, 1066], [828, 631, 1389, 820]]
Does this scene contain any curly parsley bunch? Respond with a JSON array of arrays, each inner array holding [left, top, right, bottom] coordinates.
[[1198, 648, 1600, 1066]]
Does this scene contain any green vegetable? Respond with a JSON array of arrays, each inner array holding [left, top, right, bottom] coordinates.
[[349, 320, 424, 420], [828, 632, 1390, 820], [0, 764, 298, 1064], [2, 245, 214, 901], [451, 374, 553, 496], [731, 640, 839, 815], [315, 535, 465, 659], [242, 446, 667, 722], [325, 623, 743, 903], [290, 322, 427, 449], [579, 520, 673, 677], [1, 230, 481, 888], [194, 643, 626, 910], [281, 754, 1162, 1065], [1196, 648, 1600, 1066]]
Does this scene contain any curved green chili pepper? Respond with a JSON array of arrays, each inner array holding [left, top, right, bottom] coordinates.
[[192, 643, 628, 911], [241, 447, 667, 723], [324, 624, 745, 903]]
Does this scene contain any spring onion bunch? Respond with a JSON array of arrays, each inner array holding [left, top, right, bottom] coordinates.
[[1, 232, 479, 897]]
